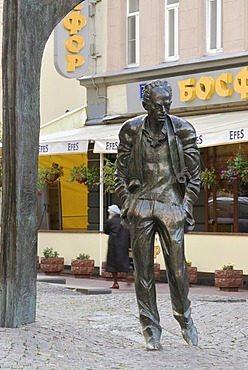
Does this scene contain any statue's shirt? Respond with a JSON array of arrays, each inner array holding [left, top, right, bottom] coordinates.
[[136, 119, 183, 205]]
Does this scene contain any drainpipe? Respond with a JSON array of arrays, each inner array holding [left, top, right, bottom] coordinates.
[[99, 152, 104, 275]]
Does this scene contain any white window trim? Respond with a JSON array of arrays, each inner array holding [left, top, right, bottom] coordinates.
[[206, 0, 223, 54], [165, 1, 179, 61], [126, 1, 140, 67]]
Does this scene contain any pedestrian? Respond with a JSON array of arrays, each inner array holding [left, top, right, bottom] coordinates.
[[115, 80, 201, 350], [104, 204, 131, 289]]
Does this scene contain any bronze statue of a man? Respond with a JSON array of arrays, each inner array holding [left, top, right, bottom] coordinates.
[[115, 80, 201, 350]]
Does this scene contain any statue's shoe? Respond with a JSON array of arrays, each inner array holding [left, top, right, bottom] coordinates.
[[181, 324, 198, 346], [146, 338, 163, 351]]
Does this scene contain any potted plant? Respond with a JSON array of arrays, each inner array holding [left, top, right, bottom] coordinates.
[[40, 247, 64, 275], [37, 168, 48, 192], [200, 168, 218, 190], [215, 263, 243, 291], [101, 158, 116, 193], [45, 162, 64, 183], [38, 163, 64, 192], [71, 253, 95, 278], [70, 164, 99, 186], [186, 260, 198, 285], [220, 153, 248, 187]]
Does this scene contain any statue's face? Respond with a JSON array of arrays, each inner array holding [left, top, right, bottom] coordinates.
[[146, 88, 171, 122]]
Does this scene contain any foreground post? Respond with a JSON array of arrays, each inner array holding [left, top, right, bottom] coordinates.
[[0, 0, 82, 328]]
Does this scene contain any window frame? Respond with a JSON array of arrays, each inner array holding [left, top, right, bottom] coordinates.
[[165, 0, 179, 61], [206, 0, 223, 54], [126, 0, 140, 67]]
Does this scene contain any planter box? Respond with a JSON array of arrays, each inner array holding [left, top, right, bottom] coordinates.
[[101, 262, 160, 281], [188, 266, 198, 284], [71, 259, 95, 278], [40, 257, 64, 275], [101, 262, 113, 278], [215, 269, 243, 291], [154, 263, 160, 281], [101, 262, 131, 279]]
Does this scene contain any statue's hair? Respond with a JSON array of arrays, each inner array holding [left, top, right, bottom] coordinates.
[[142, 80, 172, 104]]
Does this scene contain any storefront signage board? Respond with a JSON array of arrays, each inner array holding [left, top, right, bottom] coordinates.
[[54, 1, 89, 78], [127, 66, 248, 113]]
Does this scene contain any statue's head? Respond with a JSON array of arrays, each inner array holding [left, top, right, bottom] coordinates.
[[142, 80, 172, 122]]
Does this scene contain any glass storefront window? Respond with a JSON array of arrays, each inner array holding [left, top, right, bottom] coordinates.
[[195, 143, 248, 234]]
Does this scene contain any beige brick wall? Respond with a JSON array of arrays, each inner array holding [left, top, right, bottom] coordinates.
[[140, 0, 164, 67], [180, 0, 205, 60], [107, 0, 126, 72], [106, 0, 248, 72], [224, 0, 248, 53]]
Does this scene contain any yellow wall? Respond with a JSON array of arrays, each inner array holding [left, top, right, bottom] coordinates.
[[38, 231, 108, 265], [184, 233, 248, 274], [39, 154, 88, 230]]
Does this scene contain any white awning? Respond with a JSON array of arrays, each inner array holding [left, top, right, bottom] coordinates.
[[188, 110, 248, 148], [39, 110, 248, 154], [39, 105, 89, 155], [39, 121, 124, 155]]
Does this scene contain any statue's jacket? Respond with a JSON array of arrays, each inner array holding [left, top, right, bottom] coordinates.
[[115, 114, 201, 232]]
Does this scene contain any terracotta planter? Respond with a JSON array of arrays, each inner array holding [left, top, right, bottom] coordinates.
[[74, 173, 86, 184], [188, 266, 198, 284], [101, 262, 134, 279], [71, 259, 95, 277], [101, 262, 113, 278], [101, 262, 159, 280], [40, 257, 64, 275], [215, 269, 243, 291], [154, 263, 160, 281], [46, 172, 59, 182]]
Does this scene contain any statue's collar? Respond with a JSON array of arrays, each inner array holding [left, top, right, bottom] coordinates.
[[142, 117, 168, 147]]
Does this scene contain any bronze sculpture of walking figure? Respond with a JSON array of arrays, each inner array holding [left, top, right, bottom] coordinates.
[[115, 80, 201, 350]]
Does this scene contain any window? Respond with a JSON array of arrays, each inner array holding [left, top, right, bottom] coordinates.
[[127, 0, 139, 66], [206, 0, 223, 53], [165, 0, 179, 61], [194, 143, 248, 234]]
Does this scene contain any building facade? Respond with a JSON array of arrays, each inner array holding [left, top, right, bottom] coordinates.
[[70, 0, 248, 277], [1, 0, 247, 277]]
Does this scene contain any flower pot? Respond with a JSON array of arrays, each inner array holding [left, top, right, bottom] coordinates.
[[101, 262, 114, 278], [154, 263, 160, 281], [40, 257, 64, 275], [71, 259, 95, 277], [215, 269, 243, 291], [101, 262, 135, 280], [74, 173, 86, 184], [46, 172, 59, 182], [188, 266, 198, 284]]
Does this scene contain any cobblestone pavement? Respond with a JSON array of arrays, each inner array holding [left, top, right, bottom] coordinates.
[[0, 282, 248, 369]]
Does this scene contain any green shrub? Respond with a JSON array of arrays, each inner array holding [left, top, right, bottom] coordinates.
[[43, 247, 59, 258], [76, 253, 90, 260]]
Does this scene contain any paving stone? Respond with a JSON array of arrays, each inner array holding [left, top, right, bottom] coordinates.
[[0, 282, 248, 369]]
